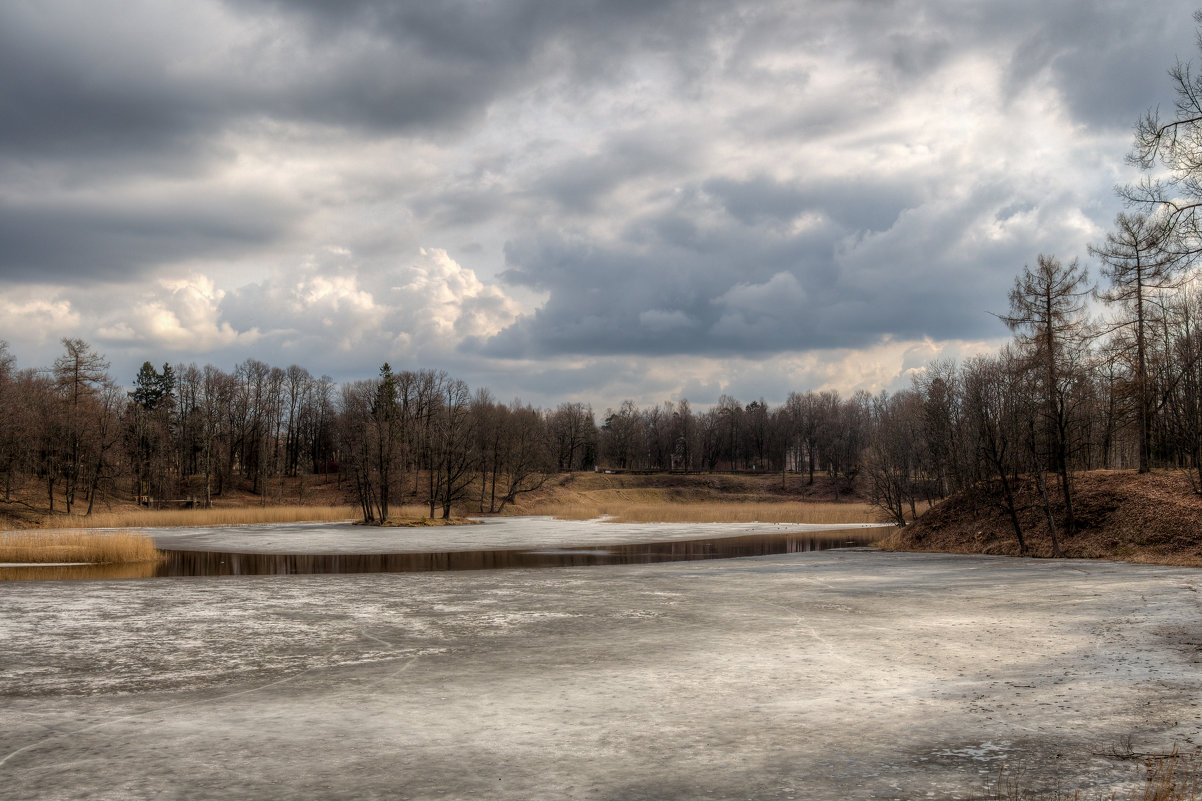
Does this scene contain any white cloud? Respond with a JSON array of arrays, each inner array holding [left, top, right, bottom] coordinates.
[[0, 294, 81, 345], [98, 274, 250, 350], [391, 248, 520, 341]]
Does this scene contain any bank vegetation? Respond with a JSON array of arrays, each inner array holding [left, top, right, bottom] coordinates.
[[0, 529, 161, 564]]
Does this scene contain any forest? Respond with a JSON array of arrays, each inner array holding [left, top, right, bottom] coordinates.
[[1, 236, 1201, 537]]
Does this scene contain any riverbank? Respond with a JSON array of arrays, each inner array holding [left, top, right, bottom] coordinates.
[[879, 470, 1202, 566]]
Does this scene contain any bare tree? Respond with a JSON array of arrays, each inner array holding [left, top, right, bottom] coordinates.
[[0, 342, 17, 501], [52, 338, 111, 514], [784, 391, 823, 484], [1125, 13, 1202, 261], [1090, 212, 1186, 471], [1001, 254, 1092, 534], [433, 378, 476, 518], [547, 402, 594, 472], [864, 390, 923, 526], [338, 379, 380, 522], [962, 353, 1029, 553], [494, 401, 553, 512]]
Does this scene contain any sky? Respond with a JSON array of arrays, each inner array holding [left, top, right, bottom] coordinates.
[[1, 0, 1199, 410]]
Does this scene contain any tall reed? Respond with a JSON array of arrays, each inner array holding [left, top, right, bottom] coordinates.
[[0, 530, 162, 564], [42, 505, 357, 530]]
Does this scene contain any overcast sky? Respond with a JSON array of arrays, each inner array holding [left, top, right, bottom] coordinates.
[[1, 0, 1198, 409]]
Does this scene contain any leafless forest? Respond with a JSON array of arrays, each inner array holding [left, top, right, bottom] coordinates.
[[1, 247, 1202, 533]]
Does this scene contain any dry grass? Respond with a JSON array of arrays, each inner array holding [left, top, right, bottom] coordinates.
[[532, 500, 883, 525], [1135, 751, 1201, 801], [502, 471, 880, 524], [0, 530, 162, 564], [969, 750, 1200, 800], [884, 471, 1202, 566], [41, 504, 358, 530]]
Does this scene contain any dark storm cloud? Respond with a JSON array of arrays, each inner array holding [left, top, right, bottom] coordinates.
[[0, 194, 295, 282], [459, 0, 1202, 364], [702, 175, 919, 233], [484, 201, 843, 358], [0, 10, 215, 163], [224, 0, 728, 130], [0, 0, 729, 288], [989, 1, 1200, 130], [4, 0, 1202, 399], [533, 135, 700, 215], [0, 0, 914, 170], [477, 167, 1087, 360], [0, 1, 507, 163]]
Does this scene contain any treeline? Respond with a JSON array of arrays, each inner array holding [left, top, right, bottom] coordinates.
[[589, 250, 1202, 549], [0, 345, 595, 521], [2, 249, 1201, 535], [2, 251, 1201, 533], [0, 337, 875, 522]]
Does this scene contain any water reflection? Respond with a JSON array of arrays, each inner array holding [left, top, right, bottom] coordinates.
[[0, 530, 879, 581], [0, 561, 160, 582]]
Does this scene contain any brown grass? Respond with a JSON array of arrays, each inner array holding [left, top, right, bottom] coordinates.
[[0, 530, 162, 564], [971, 749, 1200, 800], [38, 504, 358, 531], [882, 471, 1202, 566], [497, 472, 882, 525], [531, 500, 883, 525], [1136, 751, 1201, 801]]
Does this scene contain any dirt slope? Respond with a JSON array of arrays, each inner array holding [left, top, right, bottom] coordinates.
[[880, 470, 1202, 566]]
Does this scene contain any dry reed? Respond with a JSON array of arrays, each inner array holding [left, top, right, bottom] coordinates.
[[532, 500, 883, 525], [46, 505, 357, 530], [1134, 751, 1200, 801], [0, 530, 162, 564], [970, 749, 1199, 801]]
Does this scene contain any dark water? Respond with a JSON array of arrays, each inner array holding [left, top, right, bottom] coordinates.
[[1, 530, 879, 581]]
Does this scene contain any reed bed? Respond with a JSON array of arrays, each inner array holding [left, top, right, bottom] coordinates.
[[47, 504, 357, 530], [969, 749, 1200, 800], [1136, 751, 1200, 801], [531, 500, 883, 525], [0, 530, 162, 564]]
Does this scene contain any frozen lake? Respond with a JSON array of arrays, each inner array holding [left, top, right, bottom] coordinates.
[[143, 516, 888, 554], [2, 549, 1199, 800]]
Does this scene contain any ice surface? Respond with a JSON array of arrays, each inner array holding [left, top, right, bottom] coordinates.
[[139, 516, 888, 554], [2, 551, 1197, 800]]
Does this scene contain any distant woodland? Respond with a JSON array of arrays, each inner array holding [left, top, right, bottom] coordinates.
[[4, 245, 1202, 534], [1, 246, 1202, 533]]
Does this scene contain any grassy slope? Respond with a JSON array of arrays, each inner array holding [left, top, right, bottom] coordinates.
[[498, 471, 881, 524], [879, 470, 1202, 566], [2, 470, 879, 529], [507, 470, 868, 508]]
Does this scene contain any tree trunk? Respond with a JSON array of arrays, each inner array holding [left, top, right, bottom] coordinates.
[[1035, 469, 1061, 557]]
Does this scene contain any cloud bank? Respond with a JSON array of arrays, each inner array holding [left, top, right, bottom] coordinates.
[[0, 0, 1196, 406]]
